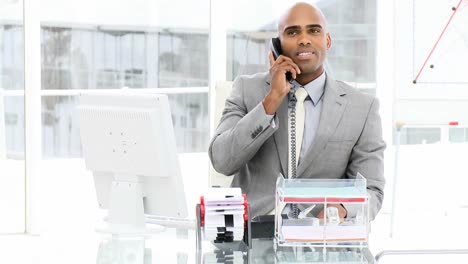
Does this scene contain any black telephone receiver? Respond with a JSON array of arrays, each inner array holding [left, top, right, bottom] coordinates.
[[270, 37, 292, 82]]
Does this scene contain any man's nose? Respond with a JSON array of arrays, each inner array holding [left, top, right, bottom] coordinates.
[[298, 34, 311, 46]]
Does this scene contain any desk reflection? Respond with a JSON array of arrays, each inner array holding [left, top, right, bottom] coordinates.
[[95, 234, 372, 263], [201, 239, 373, 263], [96, 236, 151, 264], [201, 241, 248, 264]]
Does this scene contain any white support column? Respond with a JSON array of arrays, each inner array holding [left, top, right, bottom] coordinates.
[[208, 0, 229, 186], [376, 0, 397, 237], [376, 0, 396, 154], [208, 0, 228, 139], [24, 0, 42, 234]]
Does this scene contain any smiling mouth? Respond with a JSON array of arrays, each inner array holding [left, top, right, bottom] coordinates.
[[296, 51, 316, 60]]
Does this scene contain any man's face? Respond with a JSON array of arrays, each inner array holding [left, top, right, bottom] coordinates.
[[279, 7, 331, 78]]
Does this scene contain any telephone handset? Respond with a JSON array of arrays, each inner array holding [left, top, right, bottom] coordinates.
[[270, 38, 300, 218], [270, 37, 293, 82]]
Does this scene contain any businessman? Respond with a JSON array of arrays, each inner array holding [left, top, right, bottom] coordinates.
[[209, 2, 386, 220]]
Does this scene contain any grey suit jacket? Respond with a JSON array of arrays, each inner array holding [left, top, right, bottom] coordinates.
[[209, 72, 386, 220]]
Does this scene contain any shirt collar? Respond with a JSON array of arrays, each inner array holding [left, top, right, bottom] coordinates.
[[292, 71, 326, 106]]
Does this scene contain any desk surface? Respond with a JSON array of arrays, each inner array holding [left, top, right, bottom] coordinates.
[[0, 227, 374, 264], [98, 227, 374, 263]]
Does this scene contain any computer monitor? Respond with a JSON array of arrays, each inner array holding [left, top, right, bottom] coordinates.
[[78, 92, 187, 234]]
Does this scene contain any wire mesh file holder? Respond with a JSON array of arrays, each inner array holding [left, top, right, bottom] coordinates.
[[274, 174, 370, 251]]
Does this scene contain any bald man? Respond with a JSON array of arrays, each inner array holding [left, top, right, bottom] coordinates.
[[209, 3, 386, 220]]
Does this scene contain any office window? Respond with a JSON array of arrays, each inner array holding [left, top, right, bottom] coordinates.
[[226, 33, 269, 81], [158, 32, 209, 88], [1, 25, 24, 91], [4, 97, 24, 156], [1, 24, 25, 156], [39, 0, 210, 157], [41, 93, 208, 158], [323, 1, 376, 86], [168, 93, 209, 152]]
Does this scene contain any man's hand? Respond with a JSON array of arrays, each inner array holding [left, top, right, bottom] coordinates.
[[317, 204, 347, 220], [262, 51, 301, 115]]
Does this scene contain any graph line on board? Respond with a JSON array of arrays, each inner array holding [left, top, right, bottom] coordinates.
[[413, 0, 464, 84]]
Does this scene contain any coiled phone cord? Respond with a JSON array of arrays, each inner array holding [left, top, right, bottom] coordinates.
[[288, 87, 300, 219]]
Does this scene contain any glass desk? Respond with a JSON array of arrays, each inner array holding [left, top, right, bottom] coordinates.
[[0, 227, 374, 263], [374, 249, 468, 264], [95, 227, 375, 263]]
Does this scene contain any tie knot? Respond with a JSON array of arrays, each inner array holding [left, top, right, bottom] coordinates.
[[295, 87, 308, 102]]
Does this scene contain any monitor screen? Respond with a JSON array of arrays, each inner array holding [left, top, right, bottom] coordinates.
[[78, 92, 187, 234]]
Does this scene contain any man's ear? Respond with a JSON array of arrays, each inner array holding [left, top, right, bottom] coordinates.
[[326, 32, 332, 50]]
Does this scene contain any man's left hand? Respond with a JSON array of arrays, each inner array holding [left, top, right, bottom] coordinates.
[[317, 204, 347, 219]]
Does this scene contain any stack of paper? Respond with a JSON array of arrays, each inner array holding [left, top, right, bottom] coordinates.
[[203, 188, 245, 243]]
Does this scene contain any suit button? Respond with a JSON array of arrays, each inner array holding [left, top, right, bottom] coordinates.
[[251, 133, 256, 139], [258, 125, 263, 131]]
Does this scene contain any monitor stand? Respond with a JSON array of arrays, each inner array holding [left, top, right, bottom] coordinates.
[[95, 176, 164, 236]]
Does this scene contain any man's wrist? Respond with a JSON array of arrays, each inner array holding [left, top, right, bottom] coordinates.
[[262, 91, 285, 115]]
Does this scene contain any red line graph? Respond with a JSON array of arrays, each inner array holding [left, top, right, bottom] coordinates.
[[413, 0, 465, 84]]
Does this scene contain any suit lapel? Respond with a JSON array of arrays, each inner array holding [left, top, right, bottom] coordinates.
[[297, 77, 347, 176]]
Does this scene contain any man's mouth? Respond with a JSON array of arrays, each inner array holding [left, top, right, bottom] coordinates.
[[296, 50, 316, 60]]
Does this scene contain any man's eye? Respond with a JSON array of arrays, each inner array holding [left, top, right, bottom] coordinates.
[[287, 31, 297, 36], [310, 28, 321, 34]]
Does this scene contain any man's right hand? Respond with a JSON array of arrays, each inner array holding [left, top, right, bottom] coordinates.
[[262, 51, 301, 115]]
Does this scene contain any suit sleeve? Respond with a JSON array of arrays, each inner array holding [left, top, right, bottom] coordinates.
[[209, 76, 279, 176], [344, 97, 386, 221]]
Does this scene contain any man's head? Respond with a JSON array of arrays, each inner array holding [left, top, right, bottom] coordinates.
[[277, 2, 331, 83]]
